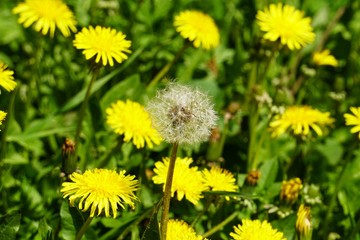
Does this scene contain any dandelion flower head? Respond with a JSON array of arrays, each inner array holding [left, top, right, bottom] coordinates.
[[174, 10, 220, 50], [256, 3, 315, 50], [296, 204, 311, 237], [13, 0, 77, 37], [344, 107, 360, 139], [61, 168, 138, 218], [106, 100, 162, 149], [269, 105, 334, 138], [313, 49, 338, 67], [147, 84, 217, 145], [167, 219, 204, 240], [202, 166, 238, 200], [73, 26, 131, 67], [152, 157, 207, 205], [0, 111, 7, 127], [230, 219, 286, 240], [0, 62, 17, 92]]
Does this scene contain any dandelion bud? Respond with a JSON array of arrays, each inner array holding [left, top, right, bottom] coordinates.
[[246, 170, 261, 186], [280, 178, 303, 204], [226, 102, 241, 115], [61, 138, 76, 175], [147, 83, 217, 145], [296, 204, 312, 238]]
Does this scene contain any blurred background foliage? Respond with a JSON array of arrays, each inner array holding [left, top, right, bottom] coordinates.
[[0, 0, 360, 239]]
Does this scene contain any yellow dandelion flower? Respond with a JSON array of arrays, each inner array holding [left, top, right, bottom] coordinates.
[[152, 157, 208, 205], [0, 62, 17, 92], [269, 106, 334, 137], [106, 100, 162, 149], [202, 166, 238, 200], [344, 107, 360, 139], [0, 111, 7, 127], [13, 0, 77, 37], [167, 219, 204, 240], [313, 49, 338, 67], [256, 3, 315, 50], [230, 219, 286, 240], [61, 168, 138, 218], [280, 178, 303, 204], [174, 10, 220, 50], [296, 204, 312, 237], [73, 26, 131, 67]]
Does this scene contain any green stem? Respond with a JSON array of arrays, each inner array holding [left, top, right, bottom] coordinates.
[[74, 67, 100, 171], [315, 7, 346, 52], [251, 121, 269, 170], [247, 104, 259, 171], [0, 86, 18, 160], [206, 116, 229, 162], [160, 142, 179, 240], [257, 43, 279, 84], [117, 207, 154, 240], [147, 43, 189, 89], [75, 216, 93, 240], [246, 44, 279, 171], [350, 215, 360, 239], [202, 211, 238, 238], [322, 157, 350, 239], [191, 195, 214, 227], [243, 61, 258, 112]]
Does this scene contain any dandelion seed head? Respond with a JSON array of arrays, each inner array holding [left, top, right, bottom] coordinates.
[[147, 84, 217, 145]]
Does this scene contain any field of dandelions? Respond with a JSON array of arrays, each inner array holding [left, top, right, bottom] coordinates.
[[1, 0, 360, 240]]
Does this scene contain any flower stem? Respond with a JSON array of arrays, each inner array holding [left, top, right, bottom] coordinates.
[[315, 6, 346, 52], [322, 157, 350, 239], [191, 195, 214, 227], [147, 43, 189, 89], [75, 216, 93, 240], [117, 206, 154, 240], [74, 67, 100, 171], [0, 86, 18, 160], [350, 214, 360, 239], [160, 142, 179, 240], [202, 211, 238, 238]]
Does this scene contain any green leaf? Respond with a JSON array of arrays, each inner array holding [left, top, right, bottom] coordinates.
[[6, 115, 74, 154], [203, 191, 260, 199], [100, 74, 143, 111], [141, 201, 161, 240], [2, 153, 29, 165], [0, 213, 21, 240], [61, 44, 147, 113], [59, 200, 96, 240], [271, 213, 296, 240], [60, 200, 81, 240], [257, 158, 279, 191], [316, 138, 343, 166], [39, 218, 52, 240]]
